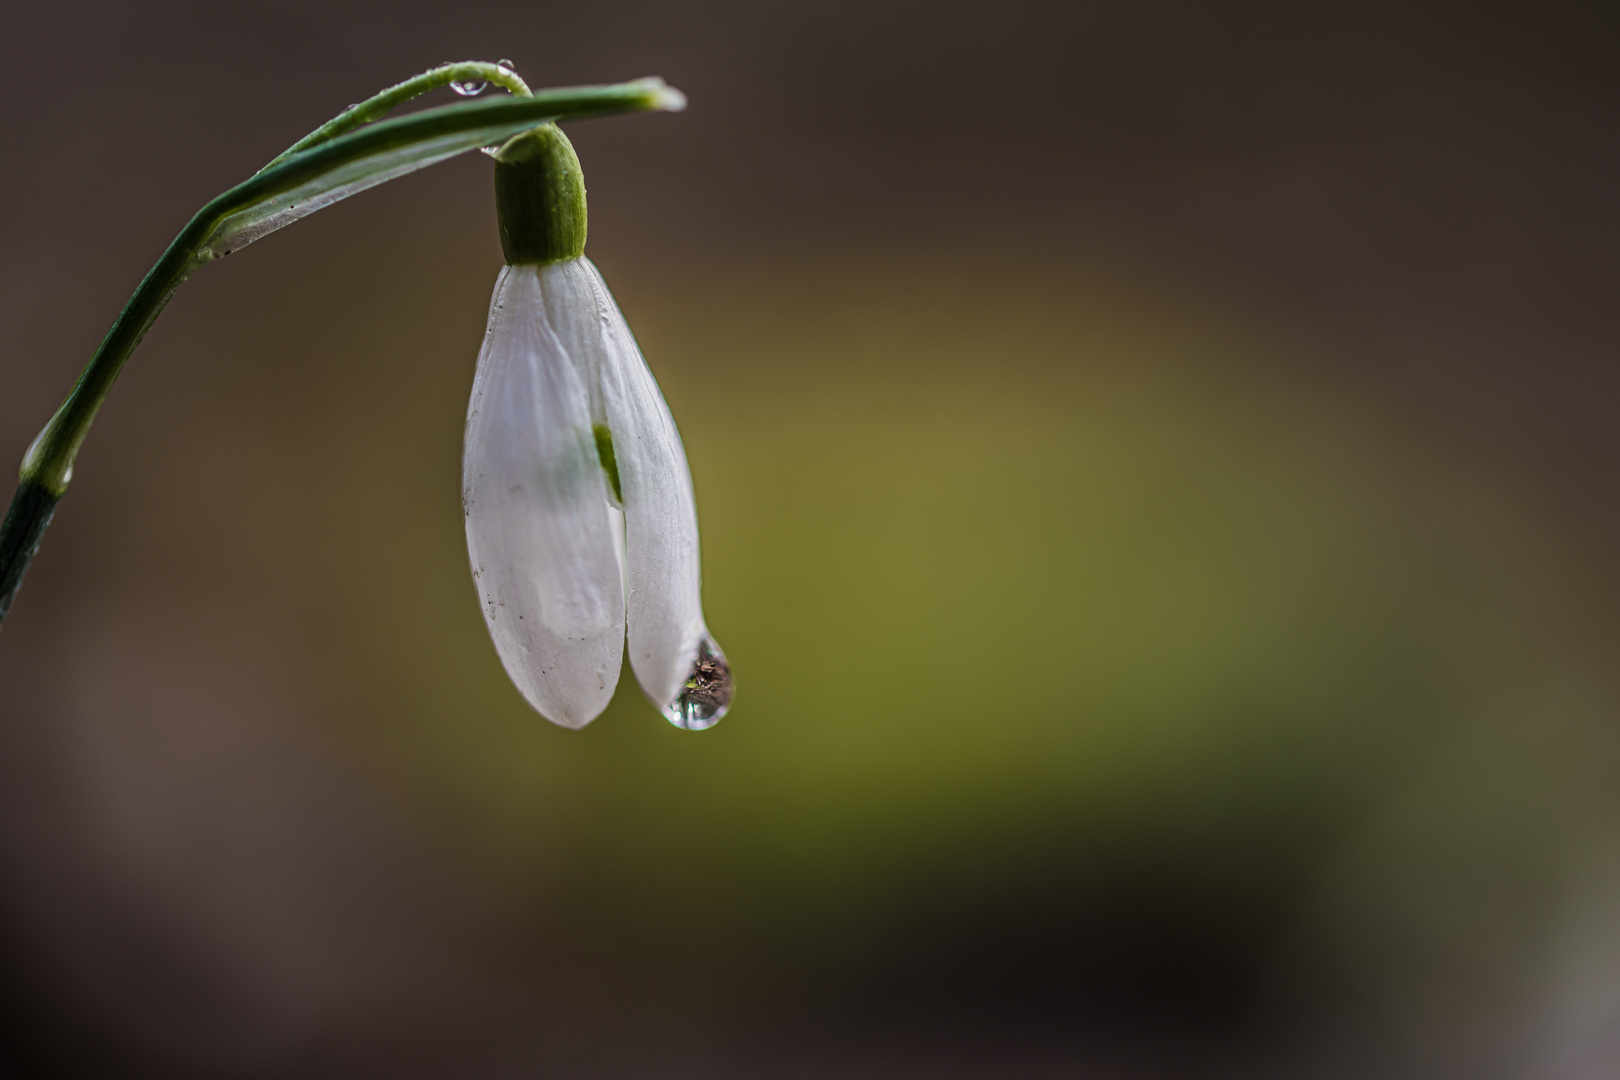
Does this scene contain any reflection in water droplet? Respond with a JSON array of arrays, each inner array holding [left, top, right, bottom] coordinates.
[[450, 78, 489, 96], [662, 635, 733, 731]]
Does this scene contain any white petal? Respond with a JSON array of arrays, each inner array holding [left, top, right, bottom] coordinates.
[[580, 259, 713, 711], [534, 260, 612, 434], [463, 264, 624, 728]]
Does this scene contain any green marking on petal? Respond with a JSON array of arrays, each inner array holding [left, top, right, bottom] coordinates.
[[593, 423, 623, 504]]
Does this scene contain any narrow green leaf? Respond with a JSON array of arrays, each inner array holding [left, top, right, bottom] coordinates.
[[202, 78, 684, 261]]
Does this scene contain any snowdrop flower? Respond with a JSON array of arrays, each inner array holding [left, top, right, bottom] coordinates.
[[463, 123, 732, 730]]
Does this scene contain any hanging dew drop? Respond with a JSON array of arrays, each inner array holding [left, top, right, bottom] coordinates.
[[662, 635, 733, 731], [451, 78, 489, 96]]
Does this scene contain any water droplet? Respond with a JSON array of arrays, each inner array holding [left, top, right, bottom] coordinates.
[[497, 58, 516, 71], [662, 635, 733, 730], [450, 78, 489, 96]]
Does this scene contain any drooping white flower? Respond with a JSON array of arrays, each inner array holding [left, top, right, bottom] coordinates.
[[462, 123, 731, 730]]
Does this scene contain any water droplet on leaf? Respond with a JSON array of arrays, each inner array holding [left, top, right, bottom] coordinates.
[[662, 635, 733, 730], [450, 78, 489, 96]]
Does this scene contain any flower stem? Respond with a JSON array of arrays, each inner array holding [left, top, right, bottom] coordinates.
[[0, 71, 683, 628], [494, 123, 589, 265], [0, 480, 59, 624], [263, 61, 534, 169]]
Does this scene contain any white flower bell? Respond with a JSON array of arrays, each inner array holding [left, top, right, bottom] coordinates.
[[462, 124, 731, 730]]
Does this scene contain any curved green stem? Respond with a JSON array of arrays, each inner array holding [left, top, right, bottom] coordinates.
[[265, 61, 534, 169], [0, 72, 683, 627]]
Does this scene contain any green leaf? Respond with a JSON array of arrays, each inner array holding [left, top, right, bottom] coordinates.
[[201, 78, 683, 261]]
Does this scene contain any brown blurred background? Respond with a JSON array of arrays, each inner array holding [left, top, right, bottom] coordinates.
[[2, 1, 1619, 1076]]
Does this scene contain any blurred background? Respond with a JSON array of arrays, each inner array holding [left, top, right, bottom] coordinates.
[[1, 1, 1618, 1076]]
